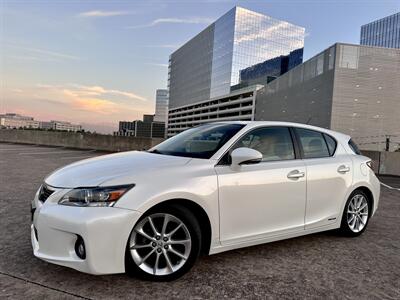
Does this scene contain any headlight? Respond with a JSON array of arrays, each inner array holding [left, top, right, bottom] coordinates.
[[58, 184, 134, 207]]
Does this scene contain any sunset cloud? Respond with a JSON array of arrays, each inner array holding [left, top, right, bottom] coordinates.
[[36, 83, 147, 102], [72, 98, 119, 114]]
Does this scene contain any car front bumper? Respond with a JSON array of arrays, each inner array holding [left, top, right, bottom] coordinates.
[[31, 202, 142, 275]]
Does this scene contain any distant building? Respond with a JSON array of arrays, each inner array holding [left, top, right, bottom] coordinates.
[[168, 6, 305, 110], [154, 89, 169, 124], [40, 120, 82, 132], [115, 115, 165, 138], [0, 113, 40, 129], [360, 12, 400, 48], [254, 43, 400, 151], [168, 85, 261, 137]]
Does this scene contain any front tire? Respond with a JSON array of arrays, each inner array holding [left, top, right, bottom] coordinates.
[[339, 190, 371, 237], [126, 204, 201, 281]]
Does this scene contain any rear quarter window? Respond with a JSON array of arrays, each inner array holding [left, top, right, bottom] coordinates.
[[323, 134, 337, 156], [348, 139, 362, 155]]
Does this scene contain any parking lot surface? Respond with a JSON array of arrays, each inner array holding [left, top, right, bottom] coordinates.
[[0, 143, 399, 299]]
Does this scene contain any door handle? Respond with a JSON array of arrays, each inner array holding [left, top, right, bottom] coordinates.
[[287, 170, 305, 179], [337, 165, 350, 173]]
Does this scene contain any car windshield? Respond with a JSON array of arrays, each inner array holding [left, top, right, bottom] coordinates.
[[149, 123, 245, 159]]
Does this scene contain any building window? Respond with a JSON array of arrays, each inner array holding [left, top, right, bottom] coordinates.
[[328, 46, 335, 70], [339, 45, 359, 69], [316, 53, 324, 75]]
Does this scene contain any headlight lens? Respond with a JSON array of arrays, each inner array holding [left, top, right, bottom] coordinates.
[[58, 184, 134, 207]]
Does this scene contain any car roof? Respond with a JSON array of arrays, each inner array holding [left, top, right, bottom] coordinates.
[[212, 121, 351, 142]]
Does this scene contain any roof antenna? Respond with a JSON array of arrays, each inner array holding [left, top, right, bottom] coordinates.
[[306, 117, 312, 124]]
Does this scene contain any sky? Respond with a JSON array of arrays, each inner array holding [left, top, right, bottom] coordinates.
[[1, 0, 399, 133]]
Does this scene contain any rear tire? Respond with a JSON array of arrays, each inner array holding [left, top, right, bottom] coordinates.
[[339, 190, 371, 237], [126, 204, 201, 281]]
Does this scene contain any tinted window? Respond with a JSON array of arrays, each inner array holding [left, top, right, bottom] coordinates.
[[231, 127, 295, 162], [296, 128, 330, 158], [348, 139, 361, 155], [324, 134, 337, 156], [150, 123, 245, 159]]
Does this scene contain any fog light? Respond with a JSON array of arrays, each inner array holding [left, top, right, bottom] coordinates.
[[74, 235, 86, 259]]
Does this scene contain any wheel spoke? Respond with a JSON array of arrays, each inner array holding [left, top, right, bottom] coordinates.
[[357, 196, 364, 209], [169, 239, 191, 246], [161, 214, 170, 235], [357, 215, 365, 225], [359, 203, 368, 211], [135, 228, 156, 242], [360, 212, 368, 216], [148, 216, 159, 235], [139, 248, 156, 265], [131, 243, 152, 250], [348, 214, 355, 224], [153, 252, 161, 275], [167, 222, 183, 237], [168, 247, 188, 260], [163, 250, 174, 272]]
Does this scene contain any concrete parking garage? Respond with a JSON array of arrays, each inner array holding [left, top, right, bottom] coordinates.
[[0, 143, 399, 299]]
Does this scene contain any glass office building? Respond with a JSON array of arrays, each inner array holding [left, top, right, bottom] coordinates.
[[238, 48, 304, 86], [360, 12, 400, 48], [154, 89, 169, 124], [168, 6, 305, 109]]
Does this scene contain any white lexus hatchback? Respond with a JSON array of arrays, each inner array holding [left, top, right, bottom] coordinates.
[[31, 122, 380, 281]]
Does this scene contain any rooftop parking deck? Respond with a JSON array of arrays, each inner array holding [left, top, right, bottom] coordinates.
[[0, 143, 399, 299]]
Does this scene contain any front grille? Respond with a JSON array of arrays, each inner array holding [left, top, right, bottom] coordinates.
[[39, 184, 55, 202]]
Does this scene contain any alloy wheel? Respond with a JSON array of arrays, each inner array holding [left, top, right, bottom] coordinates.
[[347, 194, 369, 233], [129, 213, 192, 276]]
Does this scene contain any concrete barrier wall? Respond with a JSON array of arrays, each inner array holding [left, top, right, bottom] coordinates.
[[0, 129, 164, 152], [362, 150, 400, 176], [1, 129, 399, 176], [379, 152, 400, 176]]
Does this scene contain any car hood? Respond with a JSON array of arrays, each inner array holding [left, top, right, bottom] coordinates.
[[45, 151, 192, 188]]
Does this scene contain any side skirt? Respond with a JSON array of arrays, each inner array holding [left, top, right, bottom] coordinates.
[[209, 222, 340, 255]]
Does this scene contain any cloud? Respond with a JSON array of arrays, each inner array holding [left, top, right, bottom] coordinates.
[[73, 98, 119, 114], [70, 84, 147, 101], [127, 17, 213, 29], [78, 10, 130, 18], [7, 44, 80, 61]]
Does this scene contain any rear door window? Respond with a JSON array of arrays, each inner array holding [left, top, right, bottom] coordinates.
[[295, 128, 330, 159]]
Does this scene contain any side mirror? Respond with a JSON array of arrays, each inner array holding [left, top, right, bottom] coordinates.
[[230, 147, 262, 170]]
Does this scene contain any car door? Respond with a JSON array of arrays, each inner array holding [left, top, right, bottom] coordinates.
[[215, 126, 307, 245], [294, 127, 353, 229]]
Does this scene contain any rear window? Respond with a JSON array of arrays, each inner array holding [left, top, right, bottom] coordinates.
[[348, 139, 362, 155]]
